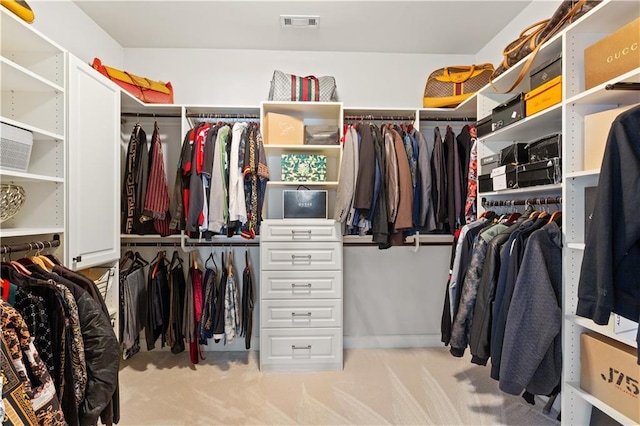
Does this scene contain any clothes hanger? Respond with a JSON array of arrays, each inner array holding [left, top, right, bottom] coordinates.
[[245, 249, 249, 270], [36, 242, 56, 271], [205, 250, 217, 271], [227, 250, 233, 276]]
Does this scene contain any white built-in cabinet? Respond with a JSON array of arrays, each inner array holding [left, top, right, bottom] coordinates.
[[470, 1, 640, 424], [66, 55, 121, 270], [1, 8, 122, 329]]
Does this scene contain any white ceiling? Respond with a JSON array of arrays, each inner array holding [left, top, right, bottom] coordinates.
[[73, 0, 532, 55]]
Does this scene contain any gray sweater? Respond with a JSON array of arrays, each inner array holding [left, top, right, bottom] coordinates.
[[499, 221, 562, 396]]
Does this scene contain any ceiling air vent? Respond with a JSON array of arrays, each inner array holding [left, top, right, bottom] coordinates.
[[280, 15, 320, 29]]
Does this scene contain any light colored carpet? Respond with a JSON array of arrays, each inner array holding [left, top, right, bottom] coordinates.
[[118, 347, 560, 425]]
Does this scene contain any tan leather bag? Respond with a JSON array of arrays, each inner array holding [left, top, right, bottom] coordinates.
[[422, 64, 494, 108]]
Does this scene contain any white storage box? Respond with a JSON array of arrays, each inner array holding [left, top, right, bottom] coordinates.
[[1, 122, 33, 172]]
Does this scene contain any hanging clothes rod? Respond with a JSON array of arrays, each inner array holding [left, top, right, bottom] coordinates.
[[0, 234, 61, 255], [481, 196, 562, 207], [122, 241, 260, 248], [186, 113, 261, 119], [121, 112, 181, 118], [344, 114, 415, 122], [420, 116, 475, 122], [605, 82, 640, 91]]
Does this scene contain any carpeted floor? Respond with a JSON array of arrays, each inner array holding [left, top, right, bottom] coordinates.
[[118, 347, 560, 425]]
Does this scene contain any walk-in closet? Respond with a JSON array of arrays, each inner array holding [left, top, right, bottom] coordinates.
[[1, 1, 639, 425]]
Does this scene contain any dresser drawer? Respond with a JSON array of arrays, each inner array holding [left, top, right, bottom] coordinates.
[[261, 299, 342, 328], [261, 220, 341, 242], [260, 242, 342, 271], [260, 270, 342, 299], [260, 328, 342, 371]]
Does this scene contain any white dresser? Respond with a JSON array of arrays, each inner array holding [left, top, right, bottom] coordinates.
[[259, 219, 343, 372]]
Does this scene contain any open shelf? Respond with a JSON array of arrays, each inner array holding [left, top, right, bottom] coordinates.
[[1, 56, 64, 93], [567, 243, 586, 250], [0, 169, 64, 183], [566, 67, 640, 106], [567, 314, 638, 349], [263, 144, 342, 156], [480, 103, 562, 143], [267, 181, 339, 188], [0, 116, 64, 141], [0, 227, 64, 238], [419, 93, 478, 121], [120, 90, 182, 116], [566, 169, 600, 179], [479, 183, 562, 197], [262, 101, 342, 120], [566, 382, 637, 426]]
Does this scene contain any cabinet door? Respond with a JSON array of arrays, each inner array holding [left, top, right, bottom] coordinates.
[[67, 55, 120, 269]]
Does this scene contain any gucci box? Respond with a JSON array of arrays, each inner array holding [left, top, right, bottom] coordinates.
[[281, 154, 327, 182], [580, 333, 640, 423], [265, 112, 304, 145], [283, 190, 328, 219], [584, 17, 640, 90]]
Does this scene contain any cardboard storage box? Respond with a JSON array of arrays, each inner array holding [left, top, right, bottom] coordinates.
[[524, 75, 562, 117], [265, 112, 304, 145], [490, 164, 517, 191], [580, 333, 640, 423], [492, 93, 526, 132], [283, 190, 328, 219], [584, 104, 638, 171], [281, 154, 327, 182], [584, 17, 640, 90]]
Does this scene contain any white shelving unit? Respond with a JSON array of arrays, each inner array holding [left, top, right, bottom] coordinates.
[[474, 2, 640, 424], [261, 101, 343, 220], [0, 8, 66, 253], [561, 1, 640, 424]]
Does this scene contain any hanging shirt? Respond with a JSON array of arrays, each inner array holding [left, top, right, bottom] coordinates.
[[143, 122, 173, 236], [229, 122, 249, 225], [208, 126, 231, 233], [224, 263, 240, 343]]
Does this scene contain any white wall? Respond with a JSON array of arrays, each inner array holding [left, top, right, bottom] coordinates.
[[475, 0, 563, 66], [124, 48, 475, 107], [30, 0, 124, 67]]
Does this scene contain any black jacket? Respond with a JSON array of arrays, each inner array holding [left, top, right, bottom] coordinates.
[[577, 106, 640, 328]]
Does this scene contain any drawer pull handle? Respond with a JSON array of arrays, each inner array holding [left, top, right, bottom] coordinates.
[[291, 230, 312, 239], [292, 345, 312, 350], [291, 254, 312, 263], [291, 312, 312, 317], [291, 283, 312, 289]]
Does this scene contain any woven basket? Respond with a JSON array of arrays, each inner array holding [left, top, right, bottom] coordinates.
[[1, 184, 26, 223]]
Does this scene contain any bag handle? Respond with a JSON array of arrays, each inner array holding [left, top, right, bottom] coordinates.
[[442, 66, 476, 82], [492, 0, 587, 94], [305, 75, 320, 102]]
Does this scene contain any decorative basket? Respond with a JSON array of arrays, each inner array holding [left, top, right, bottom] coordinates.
[[0, 184, 26, 223]]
